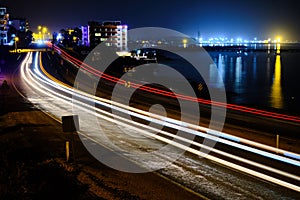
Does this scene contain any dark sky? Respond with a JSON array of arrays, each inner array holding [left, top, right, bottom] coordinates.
[[1, 0, 299, 40]]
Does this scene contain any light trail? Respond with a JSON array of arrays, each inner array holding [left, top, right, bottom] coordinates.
[[49, 44, 300, 123], [19, 51, 300, 192], [39, 51, 300, 164], [47, 47, 300, 161], [39, 50, 300, 170]]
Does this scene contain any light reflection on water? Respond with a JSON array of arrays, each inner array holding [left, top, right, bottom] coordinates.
[[208, 45, 300, 114], [155, 45, 300, 114], [270, 55, 283, 109], [234, 56, 242, 94]]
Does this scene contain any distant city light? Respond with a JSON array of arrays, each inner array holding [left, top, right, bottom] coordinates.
[[276, 36, 282, 43], [56, 33, 62, 40], [188, 34, 289, 46], [34, 25, 51, 41]]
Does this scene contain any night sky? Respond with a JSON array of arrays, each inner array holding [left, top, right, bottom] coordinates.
[[1, 0, 299, 40]]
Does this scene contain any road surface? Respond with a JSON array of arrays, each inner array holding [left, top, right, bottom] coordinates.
[[11, 47, 300, 199]]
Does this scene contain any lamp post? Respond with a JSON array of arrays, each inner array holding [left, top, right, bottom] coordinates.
[[38, 26, 42, 41], [14, 36, 19, 52], [42, 27, 47, 41], [182, 38, 187, 48], [37, 25, 48, 41]]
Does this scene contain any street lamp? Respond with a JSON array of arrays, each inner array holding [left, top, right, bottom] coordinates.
[[14, 36, 19, 52], [276, 36, 282, 43], [42, 27, 47, 40], [182, 38, 188, 48], [37, 25, 48, 41]]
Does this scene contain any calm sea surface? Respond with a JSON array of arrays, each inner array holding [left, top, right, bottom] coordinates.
[[208, 48, 300, 115], [151, 44, 300, 115]]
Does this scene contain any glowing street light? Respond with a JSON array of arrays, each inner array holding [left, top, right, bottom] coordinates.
[[14, 36, 19, 52], [276, 36, 282, 43], [182, 38, 188, 48], [37, 25, 48, 41], [42, 27, 47, 40]]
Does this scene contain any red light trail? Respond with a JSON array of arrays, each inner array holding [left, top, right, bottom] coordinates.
[[48, 43, 300, 123]]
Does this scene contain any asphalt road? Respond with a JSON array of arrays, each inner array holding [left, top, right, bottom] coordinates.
[[0, 51, 205, 199], [35, 48, 297, 200]]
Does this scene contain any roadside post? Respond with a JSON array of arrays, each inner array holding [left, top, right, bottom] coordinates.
[[0, 80, 10, 114], [276, 134, 279, 153], [62, 115, 79, 162]]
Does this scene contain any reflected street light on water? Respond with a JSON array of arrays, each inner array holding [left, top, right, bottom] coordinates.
[[270, 55, 283, 109]]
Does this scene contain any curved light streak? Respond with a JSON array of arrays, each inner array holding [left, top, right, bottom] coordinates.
[[38, 51, 300, 164], [49, 44, 300, 123], [44, 47, 300, 162], [19, 51, 300, 192]]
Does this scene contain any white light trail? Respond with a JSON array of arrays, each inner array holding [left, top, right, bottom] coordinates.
[[19, 52, 300, 192], [34, 52, 300, 167]]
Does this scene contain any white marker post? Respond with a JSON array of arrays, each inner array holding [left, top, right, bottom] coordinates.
[[276, 134, 279, 153], [66, 141, 70, 162], [62, 115, 79, 162]]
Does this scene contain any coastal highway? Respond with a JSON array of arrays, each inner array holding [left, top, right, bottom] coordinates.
[[15, 50, 300, 199]]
